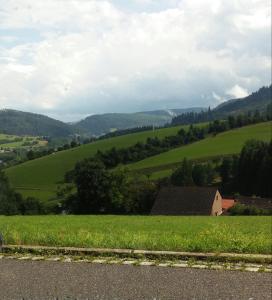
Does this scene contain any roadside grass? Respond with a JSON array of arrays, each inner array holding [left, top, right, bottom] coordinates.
[[0, 216, 271, 254]]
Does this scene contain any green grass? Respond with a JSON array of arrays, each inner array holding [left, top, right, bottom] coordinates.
[[129, 122, 272, 172], [0, 215, 271, 254], [0, 133, 46, 149], [5, 122, 272, 201], [5, 125, 192, 200]]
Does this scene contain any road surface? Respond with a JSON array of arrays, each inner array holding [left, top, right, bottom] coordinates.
[[0, 259, 271, 299]]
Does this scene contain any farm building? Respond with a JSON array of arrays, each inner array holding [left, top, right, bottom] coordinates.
[[151, 186, 222, 216], [222, 199, 235, 213]]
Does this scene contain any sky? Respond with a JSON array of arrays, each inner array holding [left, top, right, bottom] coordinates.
[[0, 0, 271, 122]]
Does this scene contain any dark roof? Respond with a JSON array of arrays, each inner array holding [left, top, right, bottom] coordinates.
[[151, 186, 218, 215]]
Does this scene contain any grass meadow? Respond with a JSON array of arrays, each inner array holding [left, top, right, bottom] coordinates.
[[0, 134, 46, 149], [130, 121, 272, 171], [5, 124, 197, 201], [0, 215, 271, 254], [5, 121, 272, 201]]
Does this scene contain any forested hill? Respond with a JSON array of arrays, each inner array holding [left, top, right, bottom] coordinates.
[[172, 85, 272, 125], [76, 108, 204, 136], [0, 109, 79, 137], [214, 85, 272, 114]]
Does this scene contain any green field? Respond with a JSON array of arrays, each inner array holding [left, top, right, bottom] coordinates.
[[0, 215, 271, 254], [5, 125, 191, 200], [5, 121, 272, 201], [0, 133, 46, 149], [129, 122, 272, 173]]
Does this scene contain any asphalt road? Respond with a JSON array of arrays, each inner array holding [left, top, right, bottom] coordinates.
[[0, 259, 271, 300]]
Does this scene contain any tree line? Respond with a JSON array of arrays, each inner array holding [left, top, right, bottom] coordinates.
[[219, 139, 272, 198], [171, 105, 272, 126], [169, 139, 272, 198], [65, 111, 270, 175]]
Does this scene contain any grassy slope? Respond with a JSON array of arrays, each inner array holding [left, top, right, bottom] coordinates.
[[0, 215, 271, 253], [129, 122, 272, 173], [0, 134, 46, 149], [5, 125, 187, 200], [5, 122, 271, 201]]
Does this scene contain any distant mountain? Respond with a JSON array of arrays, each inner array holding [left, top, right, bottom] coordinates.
[[0, 109, 79, 137], [172, 85, 272, 126], [214, 85, 272, 115], [76, 108, 205, 136]]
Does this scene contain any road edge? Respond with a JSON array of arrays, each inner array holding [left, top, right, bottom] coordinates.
[[1, 244, 271, 264]]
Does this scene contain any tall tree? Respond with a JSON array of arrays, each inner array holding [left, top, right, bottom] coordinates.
[[171, 158, 193, 186]]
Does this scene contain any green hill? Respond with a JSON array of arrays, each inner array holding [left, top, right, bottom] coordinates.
[[6, 122, 271, 202], [171, 86, 272, 126], [76, 108, 204, 136], [5, 125, 187, 201], [129, 122, 272, 177], [214, 85, 271, 115], [0, 109, 80, 137]]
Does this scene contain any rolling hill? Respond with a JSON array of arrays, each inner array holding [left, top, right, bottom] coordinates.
[[214, 85, 271, 115], [129, 122, 272, 177], [172, 85, 272, 126], [0, 109, 80, 138], [5, 121, 271, 202], [76, 108, 205, 136], [5, 124, 189, 201]]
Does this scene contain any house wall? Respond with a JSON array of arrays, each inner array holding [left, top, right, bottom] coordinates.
[[211, 190, 223, 216]]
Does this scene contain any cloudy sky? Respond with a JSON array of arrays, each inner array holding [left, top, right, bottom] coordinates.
[[0, 0, 271, 121]]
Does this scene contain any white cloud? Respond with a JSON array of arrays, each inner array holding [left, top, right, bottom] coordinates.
[[0, 0, 270, 121], [226, 84, 249, 98]]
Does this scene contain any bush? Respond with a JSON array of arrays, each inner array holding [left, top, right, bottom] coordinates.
[[20, 197, 45, 215], [229, 203, 271, 216]]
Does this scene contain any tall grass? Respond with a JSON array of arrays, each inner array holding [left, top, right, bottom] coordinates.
[[0, 216, 271, 254]]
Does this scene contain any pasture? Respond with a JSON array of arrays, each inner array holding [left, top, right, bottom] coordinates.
[[0, 133, 46, 149], [5, 124, 193, 201], [0, 215, 271, 254], [5, 121, 272, 201], [130, 122, 272, 172]]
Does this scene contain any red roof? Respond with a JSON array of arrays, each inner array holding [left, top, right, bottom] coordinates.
[[222, 199, 235, 210]]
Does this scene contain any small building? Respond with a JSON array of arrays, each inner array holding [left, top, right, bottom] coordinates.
[[222, 199, 235, 213], [151, 186, 222, 216]]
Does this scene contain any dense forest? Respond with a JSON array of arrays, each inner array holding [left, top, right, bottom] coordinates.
[[0, 109, 80, 137]]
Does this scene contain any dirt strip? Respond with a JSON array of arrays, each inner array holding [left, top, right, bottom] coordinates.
[[1, 244, 272, 264]]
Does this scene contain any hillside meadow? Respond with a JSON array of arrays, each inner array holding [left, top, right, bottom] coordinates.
[[0, 134, 46, 149], [130, 122, 272, 174], [0, 215, 271, 254], [4, 124, 198, 201], [5, 121, 272, 201]]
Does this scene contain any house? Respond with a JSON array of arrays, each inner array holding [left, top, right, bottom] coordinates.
[[222, 199, 235, 213], [151, 186, 222, 216]]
